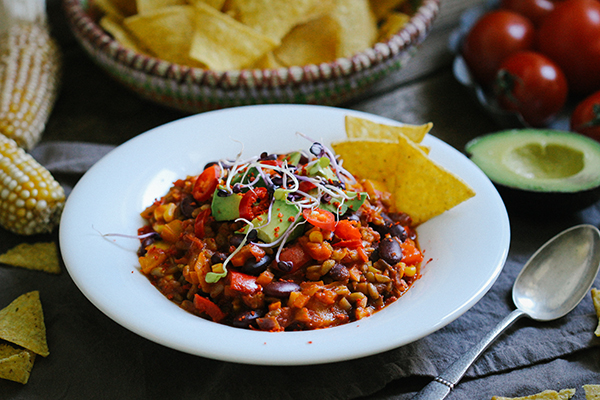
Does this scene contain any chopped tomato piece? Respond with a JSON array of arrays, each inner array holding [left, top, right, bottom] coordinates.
[[228, 271, 260, 295], [303, 241, 333, 261], [401, 239, 423, 265], [193, 294, 226, 322], [194, 208, 211, 238], [334, 219, 361, 240], [298, 181, 317, 192], [279, 243, 312, 273], [302, 208, 336, 231], [239, 187, 269, 220], [332, 239, 362, 248], [192, 164, 221, 202]]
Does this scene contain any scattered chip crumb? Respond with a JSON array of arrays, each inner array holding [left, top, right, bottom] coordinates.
[[0, 291, 49, 357], [492, 389, 576, 400], [0, 242, 61, 274], [584, 385, 600, 400], [592, 288, 600, 337]]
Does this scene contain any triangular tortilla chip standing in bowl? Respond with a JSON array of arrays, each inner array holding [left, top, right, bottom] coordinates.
[[333, 115, 475, 226]]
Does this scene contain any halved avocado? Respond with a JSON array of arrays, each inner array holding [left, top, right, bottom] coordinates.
[[465, 129, 600, 214]]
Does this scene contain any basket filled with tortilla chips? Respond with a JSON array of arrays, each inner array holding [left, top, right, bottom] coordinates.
[[62, 0, 439, 113]]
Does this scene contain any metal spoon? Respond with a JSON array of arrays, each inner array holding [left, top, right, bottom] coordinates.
[[412, 224, 600, 400]]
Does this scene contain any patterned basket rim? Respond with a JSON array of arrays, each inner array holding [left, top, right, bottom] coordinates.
[[62, 0, 440, 88]]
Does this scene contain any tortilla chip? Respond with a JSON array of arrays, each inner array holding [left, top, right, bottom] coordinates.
[[592, 288, 600, 336], [345, 115, 431, 144], [584, 385, 600, 400], [124, 5, 205, 67], [100, 15, 152, 55], [187, 0, 226, 9], [332, 135, 475, 225], [492, 389, 576, 400], [331, 139, 398, 197], [378, 12, 410, 42], [0, 242, 60, 274], [225, 0, 334, 42], [0, 291, 49, 357], [136, 0, 185, 14], [94, 0, 137, 20], [273, 16, 339, 67], [0, 344, 36, 384], [189, 2, 279, 70], [369, 0, 407, 20], [252, 52, 284, 69], [329, 0, 378, 58]]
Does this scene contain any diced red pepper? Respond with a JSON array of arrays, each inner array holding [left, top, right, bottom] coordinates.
[[239, 187, 269, 220], [192, 164, 221, 202], [298, 181, 317, 192], [302, 208, 336, 231], [334, 219, 361, 240], [193, 294, 226, 322], [194, 208, 211, 238], [228, 271, 260, 295], [401, 239, 423, 265], [332, 239, 362, 248], [279, 243, 312, 273]]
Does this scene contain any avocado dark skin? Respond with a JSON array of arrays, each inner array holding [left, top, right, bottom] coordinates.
[[494, 183, 600, 216]]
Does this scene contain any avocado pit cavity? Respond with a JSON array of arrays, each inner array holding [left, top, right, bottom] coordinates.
[[505, 143, 584, 180]]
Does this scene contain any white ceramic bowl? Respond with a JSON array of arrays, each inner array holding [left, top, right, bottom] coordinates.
[[59, 105, 510, 365]]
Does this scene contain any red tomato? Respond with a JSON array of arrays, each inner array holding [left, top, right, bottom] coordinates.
[[499, 0, 557, 26], [462, 10, 535, 86], [537, 0, 600, 95], [192, 164, 220, 202], [334, 219, 361, 240], [194, 208, 211, 238], [570, 90, 600, 142], [302, 208, 336, 231], [494, 51, 568, 127], [239, 187, 269, 220]]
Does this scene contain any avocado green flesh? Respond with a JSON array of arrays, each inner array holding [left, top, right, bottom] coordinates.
[[466, 130, 600, 193], [211, 191, 243, 221]]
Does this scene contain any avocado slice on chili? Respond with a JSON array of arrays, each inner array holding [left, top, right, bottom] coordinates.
[[465, 129, 600, 214]]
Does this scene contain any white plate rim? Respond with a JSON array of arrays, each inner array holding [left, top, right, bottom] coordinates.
[[59, 104, 510, 365]]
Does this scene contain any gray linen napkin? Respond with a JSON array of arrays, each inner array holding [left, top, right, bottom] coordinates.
[[5, 141, 598, 400]]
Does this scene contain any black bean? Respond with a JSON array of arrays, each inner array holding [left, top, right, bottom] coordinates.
[[259, 152, 277, 161], [229, 234, 245, 247], [389, 212, 412, 226], [263, 281, 301, 298], [211, 252, 227, 265], [242, 254, 273, 275], [328, 263, 350, 281], [379, 237, 403, 265], [179, 195, 196, 218], [232, 310, 263, 329], [247, 229, 258, 242], [216, 189, 230, 197], [275, 260, 293, 273], [232, 183, 242, 193], [388, 223, 407, 241], [270, 176, 283, 187], [138, 232, 160, 256]]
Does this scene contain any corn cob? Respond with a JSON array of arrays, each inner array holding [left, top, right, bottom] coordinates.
[[0, 0, 61, 150], [0, 133, 64, 235]]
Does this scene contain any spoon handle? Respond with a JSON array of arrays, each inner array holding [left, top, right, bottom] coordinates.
[[411, 308, 526, 400]]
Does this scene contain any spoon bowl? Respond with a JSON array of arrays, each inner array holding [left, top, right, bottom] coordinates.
[[413, 224, 600, 400], [514, 224, 600, 321]]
